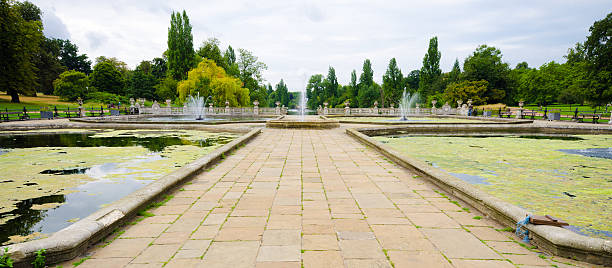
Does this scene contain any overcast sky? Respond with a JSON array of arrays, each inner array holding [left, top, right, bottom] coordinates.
[[32, 0, 609, 91]]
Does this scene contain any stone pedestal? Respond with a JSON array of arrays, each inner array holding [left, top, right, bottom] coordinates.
[[275, 102, 281, 115], [323, 102, 328, 115], [253, 101, 259, 116]]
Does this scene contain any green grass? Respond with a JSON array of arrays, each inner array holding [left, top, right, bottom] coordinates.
[[72, 257, 90, 267]]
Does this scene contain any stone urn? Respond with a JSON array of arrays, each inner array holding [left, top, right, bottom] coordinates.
[[225, 100, 230, 114], [275, 101, 281, 115], [344, 101, 350, 116], [323, 102, 329, 115], [253, 100, 260, 115], [431, 100, 437, 114]]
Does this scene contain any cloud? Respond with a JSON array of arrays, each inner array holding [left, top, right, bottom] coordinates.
[[40, 7, 70, 40], [85, 32, 108, 50]]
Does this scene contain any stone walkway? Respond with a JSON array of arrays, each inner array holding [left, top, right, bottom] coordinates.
[[62, 127, 590, 268]]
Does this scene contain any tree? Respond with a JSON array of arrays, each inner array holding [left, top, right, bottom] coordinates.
[[197, 38, 226, 70], [14, 1, 40, 21], [583, 12, 612, 106], [405, 70, 420, 93], [419, 37, 442, 98], [36, 38, 66, 94], [443, 80, 489, 106], [0, 0, 44, 102], [176, 59, 250, 106], [57, 39, 92, 74], [462, 45, 510, 103], [90, 61, 124, 95], [237, 48, 268, 101], [448, 59, 461, 84], [129, 67, 158, 100], [275, 79, 289, 107], [52, 70, 90, 101], [223, 45, 239, 77], [95, 56, 129, 77], [306, 74, 324, 109], [322, 66, 339, 105], [382, 58, 404, 107], [356, 59, 379, 107], [151, 57, 167, 80], [155, 76, 178, 101], [167, 10, 195, 81]]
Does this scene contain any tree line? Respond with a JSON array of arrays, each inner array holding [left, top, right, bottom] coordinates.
[[2, 1, 295, 108], [306, 12, 611, 109]]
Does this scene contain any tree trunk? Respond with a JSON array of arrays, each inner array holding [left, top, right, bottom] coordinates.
[[9, 89, 20, 103]]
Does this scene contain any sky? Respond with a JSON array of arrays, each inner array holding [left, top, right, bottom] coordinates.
[[32, 0, 610, 92]]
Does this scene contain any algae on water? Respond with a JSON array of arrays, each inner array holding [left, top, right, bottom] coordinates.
[[375, 134, 612, 239], [0, 129, 237, 224]]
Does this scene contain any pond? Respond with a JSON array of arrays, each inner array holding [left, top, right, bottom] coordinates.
[[0, 129, 237, 245], [141, 115, 269, 122], [334, 116, 487, 123], [374, 134, 612, 239]]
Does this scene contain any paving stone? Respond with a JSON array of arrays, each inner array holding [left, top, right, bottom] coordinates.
[[486, 241, 536, 254], [182, 239, 212, 250], [451, 259, 516, 268], [337, 231, 375, 240], [406, 213, 461, 228], [174, 249, 203, 259], [302, 234, 339, 250], [201, 241, 260, 268], [224, 217, 268, 228], [202, 213, 229, 225], [344, 259, 392, 268], [164, 258, 204, 268], [257, 245, 301, 262], [302, 251, 344, 268], [387, 251, 452, 268], [339, 240, 387, 259], [333, 219, 371, 232], [153, 231, 190, 244], [504, 253, 551, 266], [255, 262, 301, 268], [92, 238, 154, 258], [267, 215, 301, 229], [262, 229, 301, 245], [421, 228, 502, 259], [467, 226, 513, 241], [191, 225, 220, 239], [132, 244, 181, 263], [139, 215, 179, 224], [77, 258, 132, 268], [121, 224, 169, 238], [303, 224, 335, 234]]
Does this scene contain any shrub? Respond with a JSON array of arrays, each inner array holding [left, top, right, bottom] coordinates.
[[85, 92, 128, 105]]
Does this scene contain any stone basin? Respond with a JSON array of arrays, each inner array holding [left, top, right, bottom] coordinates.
[[266, 115, 339, 129]]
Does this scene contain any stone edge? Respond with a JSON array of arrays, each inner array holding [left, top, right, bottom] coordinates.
[[0, 127, 262, 267], [323, 114, 532, 125], [345, 127, 612, 266]]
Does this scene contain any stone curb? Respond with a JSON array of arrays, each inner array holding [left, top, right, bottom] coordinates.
[[323, 114, 532, 125], [356, 124, 612, 136], [0, 128, 262, 267], [69, 115, 280, 125], [346, 128, 611, 266]]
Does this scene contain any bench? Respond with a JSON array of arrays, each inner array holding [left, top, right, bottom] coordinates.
[[519, 110, 536, 119], [86, 107, 105, 117], [578, 113, 602, 124], [498, 108, 512, 118]]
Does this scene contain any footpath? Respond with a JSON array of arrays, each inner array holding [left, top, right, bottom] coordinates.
[[58, 127, 591, 268]]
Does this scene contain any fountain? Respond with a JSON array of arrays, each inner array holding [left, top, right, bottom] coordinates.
[[185, 93, 211, 120], [299, 87, 308, 120], [398, 89, 419, 120]]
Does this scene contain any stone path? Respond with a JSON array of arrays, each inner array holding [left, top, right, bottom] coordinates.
[[61, 127, 590, 268]]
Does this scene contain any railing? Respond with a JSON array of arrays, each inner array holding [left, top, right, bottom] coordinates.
[[139, 106, 287, 116]]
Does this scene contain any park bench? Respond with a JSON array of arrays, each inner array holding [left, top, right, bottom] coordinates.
[[498, 108, 512, 118], [521, 110, 536, 119], [578, 113, 602, 124]]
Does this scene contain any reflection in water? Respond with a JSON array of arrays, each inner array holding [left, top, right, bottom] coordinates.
[[559, 148, 612, 160], [0, 130, 235, 244]]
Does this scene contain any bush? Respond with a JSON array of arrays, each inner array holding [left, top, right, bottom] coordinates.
[[85, 92, 128, 105], [53, 70, 91, 101]]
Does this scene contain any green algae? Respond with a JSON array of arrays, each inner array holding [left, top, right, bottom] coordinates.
[[0, 129, 236, 217], [335, 116, 485, 123], [375, 134, 612, 239]]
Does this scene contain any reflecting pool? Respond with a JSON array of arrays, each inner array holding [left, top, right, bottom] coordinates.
[[0, 129, 236, 244], [374, 134, 612, 239]]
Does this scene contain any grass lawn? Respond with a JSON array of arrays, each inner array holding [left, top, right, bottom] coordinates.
[[0, 92, 105, 111]]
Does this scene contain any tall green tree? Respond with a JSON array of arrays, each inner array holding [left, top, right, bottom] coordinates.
[[357, 59, 379, 107], [382, 58, 404, 107], [306, 74, 324, 109], [405, 70, 420, 93], [275, 79, 289, 106], [167, 10, 194, 81], [128, 61, 158, 100], [462, 45, 510, 103], [448, 59, 461, 84], [57, 39, 92, 74], [0, 0, 43, 102], [583, 12, 612, 106], [223, 45, 240, 77], [35, 38, 66, 94], [323, 66, 339, 105], [418, 36, 442, 98], [237, 48, 267, 102], [151, 57, 167, 80]]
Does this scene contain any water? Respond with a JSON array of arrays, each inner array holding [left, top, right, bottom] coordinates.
[[185, 93, 211, 120], [0, 130, 235, 244], [299, 88, 308, 120], [142, 116, 267, 123], [398, 89, 419, 120], [559, 148, 612, 160]]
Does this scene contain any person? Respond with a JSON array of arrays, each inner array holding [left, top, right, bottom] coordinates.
[[468, 104, 473, 116]]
